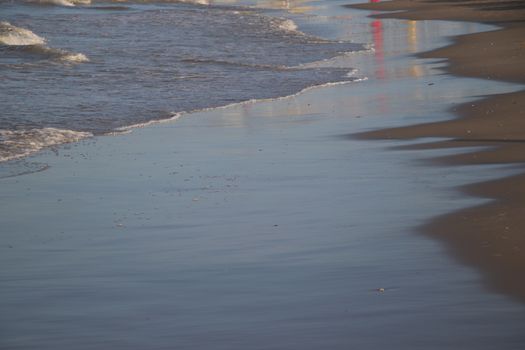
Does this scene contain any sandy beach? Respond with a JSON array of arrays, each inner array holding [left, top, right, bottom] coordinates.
[[349, 0, 525, 301], [1, 0, 525, 348]]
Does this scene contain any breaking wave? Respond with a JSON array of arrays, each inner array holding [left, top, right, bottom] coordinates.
[[26, 0, 92, 6], [277, 19, 299, 33], [59, 51, 90, 63], [177, 0, 210, 5], [0, 128, 93, 162], [0, 22, 45, 46], [0, 22, 89, 64]]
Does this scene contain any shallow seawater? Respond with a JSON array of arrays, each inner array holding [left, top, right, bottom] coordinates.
[[0, 0, 366, 161], [1, 1, 525, 350]]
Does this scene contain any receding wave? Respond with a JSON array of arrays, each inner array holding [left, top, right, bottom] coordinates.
[[0, 128, 93, 162], [294, 46, 375, 69], [0, 22, 45, 46], [0, 160, 50, 179], [117, 75, 367, 134], [182, 48, 374, 71]]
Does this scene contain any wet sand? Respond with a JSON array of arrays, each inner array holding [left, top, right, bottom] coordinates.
[[348, 0, 525, 301], [2, 1, 525, 348]]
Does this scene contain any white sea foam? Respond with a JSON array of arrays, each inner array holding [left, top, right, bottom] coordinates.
[[266, 16, 336, 43], [40, 0, 76, 6], [278, 19, 299, 33], [59, 51, 90, 63], [23, 45, 90, 64], [269, 17, 311, 37], [0, 128, 93, 162], [0, 22, 90, 64], [115, 113, 184, 132], [27, 0, 91, 6], [0, 22, 46, 46], [178, 0, 210, 5]]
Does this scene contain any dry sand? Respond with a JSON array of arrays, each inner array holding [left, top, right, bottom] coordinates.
[[348, 0, 525, 301]]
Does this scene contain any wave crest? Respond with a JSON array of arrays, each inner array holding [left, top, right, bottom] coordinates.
[[58, 51, 90, 63], [277, 19, 299, 33], [26, 0, 92, 6], [0, 22, 45, 46], [0, 23, 90, 64], [177, 0, 210, 5]]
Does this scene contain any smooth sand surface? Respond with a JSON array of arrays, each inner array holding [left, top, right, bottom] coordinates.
[[1, 1, 525, 348], [348, 0, 525, 301]]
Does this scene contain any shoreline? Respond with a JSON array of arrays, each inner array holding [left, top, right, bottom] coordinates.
[[0, 77, 363, 165], [348, 0, 525, 301], [3, 1, 525, 347]]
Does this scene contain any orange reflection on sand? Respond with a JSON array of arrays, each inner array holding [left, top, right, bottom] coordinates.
[[407, 20, 424, 77], [371, 19, 385, 80], [369, 2, 424, 80], [369, 1, 388, 112], [407, 20, 418, 52]]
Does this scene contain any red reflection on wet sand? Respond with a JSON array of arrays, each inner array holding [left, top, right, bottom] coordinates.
[[371, 19, 385, 80], [369, 0, 385, 80], [369, 0, 387, 112]]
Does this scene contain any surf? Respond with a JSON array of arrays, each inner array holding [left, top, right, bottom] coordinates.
[[0, 22, 45, 46], [0, 22, 89, 64], [25, 0, 92, 6]]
